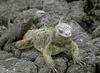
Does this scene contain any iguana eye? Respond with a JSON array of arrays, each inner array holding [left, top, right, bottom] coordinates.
[[59, 29, 63, 33]]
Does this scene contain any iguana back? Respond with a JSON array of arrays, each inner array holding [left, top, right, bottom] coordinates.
[[23, 27, 54, 52]]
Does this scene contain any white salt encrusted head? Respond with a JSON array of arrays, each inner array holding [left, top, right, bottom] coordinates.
[[55, 19, 72, 38]]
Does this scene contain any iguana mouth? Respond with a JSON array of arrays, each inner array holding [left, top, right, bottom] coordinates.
[[59, 32, 71, 38]]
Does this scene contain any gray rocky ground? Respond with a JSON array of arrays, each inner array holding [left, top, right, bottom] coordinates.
[[0, 0, 100, 73]]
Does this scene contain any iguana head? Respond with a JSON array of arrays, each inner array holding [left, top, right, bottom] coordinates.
[[55, 22, 72, 38]]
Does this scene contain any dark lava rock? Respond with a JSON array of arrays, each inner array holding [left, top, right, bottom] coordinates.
[[4, 57, 21, 69], [21, 49, 40, 61], [0, 0, 44, 15], [0, 16, 8, 27], [68, 1, 86, 23], [88, 38, 100, 55], [92, 25, 100, 38], [0, 51, 13, 60], [80, 43, 96, 65], [13, 60, 37, 73], [0, 26, 7, 36], [69, 20, 91, 47], [0, 57, 37, 73], [96, 56, 100, 63], [0, 57, 21, 73], [34, 55, 46, 69], [36, 56, 68, 73], [87, 38, 100, 73], [96, 62, 100, 73], [67, 64, 95, 73], [38, 67, 49, 73], [37, 0, 70, 27], [55, 57, 68, 73], [67, 65, 85, 73], [66, 0, 80, 3], [3, 43, 22, 58]]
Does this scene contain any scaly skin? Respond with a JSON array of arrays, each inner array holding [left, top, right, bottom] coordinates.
[[15, 21, 81, 73]]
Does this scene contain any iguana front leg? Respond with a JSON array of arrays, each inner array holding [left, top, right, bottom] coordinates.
[[43, 44, 65, 73], [67, 40, 81, 65], [43, 45, 55, 70], [71, 41, 80, 64], [69, 40, 86, 66]]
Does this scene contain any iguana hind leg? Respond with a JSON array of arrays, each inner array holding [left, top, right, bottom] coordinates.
[[15, 38, 33, 49]]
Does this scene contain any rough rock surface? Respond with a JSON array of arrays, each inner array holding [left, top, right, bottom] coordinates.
[[0, 0, 99, 73]]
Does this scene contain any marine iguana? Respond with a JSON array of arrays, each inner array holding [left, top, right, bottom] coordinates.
[[15, 18, 82, 73]]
